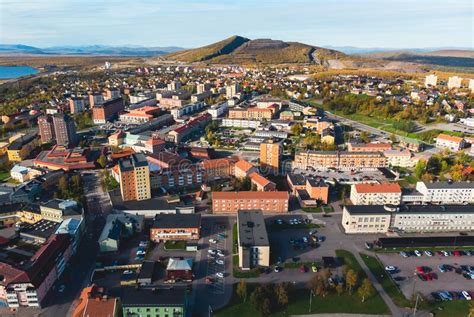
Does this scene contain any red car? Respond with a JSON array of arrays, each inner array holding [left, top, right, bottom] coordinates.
[[416, 266, 426, 274], [299, 265, 307, 273], [453, 251, 461, 257]]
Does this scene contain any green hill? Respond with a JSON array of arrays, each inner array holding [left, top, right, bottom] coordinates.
[[164, 36, 346, 64]]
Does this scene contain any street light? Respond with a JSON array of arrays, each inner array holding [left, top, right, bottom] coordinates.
[[309, 289, 315, 313]]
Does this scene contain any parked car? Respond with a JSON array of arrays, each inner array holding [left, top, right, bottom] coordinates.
[[216, 259, 224, 265], [424, 250, 433, 257], [400, 251, 409, 258], [385, 266, 397, 272], [274, 266, 283, 273], [299, 265, 307, 273], [216, 272, 224, 278], [311, 263, 318, 272], [414, 250, 422, 257], [209, 239, 218, 244], [462, 291, 472, 300]]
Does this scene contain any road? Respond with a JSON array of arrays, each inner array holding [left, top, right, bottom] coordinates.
[[39, 171, 111, 317]]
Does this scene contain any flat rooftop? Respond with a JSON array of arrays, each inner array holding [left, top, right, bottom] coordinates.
[[345, 204, 474, 215], [152, 214, 201, 229], [237, 210, 269, 247], [120, 287, 185, 307], [20, 219, 60, 240]]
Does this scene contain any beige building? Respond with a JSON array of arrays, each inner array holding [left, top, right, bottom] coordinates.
[[237, 210, 270, 270], [350, 183, 402, 205], [260, 138, 282, 172], [383, 149, 414, 168], [342, 205, 392, 234], [294, 151, 386, 170]]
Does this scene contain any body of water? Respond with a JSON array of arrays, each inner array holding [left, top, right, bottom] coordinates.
[[0, 65, 39, 79]]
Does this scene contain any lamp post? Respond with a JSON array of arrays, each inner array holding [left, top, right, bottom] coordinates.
[[309, 289, 315, 313]]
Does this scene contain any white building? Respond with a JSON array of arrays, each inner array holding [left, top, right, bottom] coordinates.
[[221, 118, 261, 129], [207, 101, 228, 118], [383, 149, 414, 168], [469, 79, 474, 93], [350, 183, 402, 205], [447, 76, 462, 89], [435, 134, 465, 151], [424, 74, 438, 87], [170, 102, 205, 119], [415, 181, 474, 204], [342, 204, 474, 234], [226, 83, 240, 99], [459, 118, 474, 128]]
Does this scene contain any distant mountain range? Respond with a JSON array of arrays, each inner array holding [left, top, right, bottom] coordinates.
[[0, 44, 184, 56], [1, 40, 472, 69]]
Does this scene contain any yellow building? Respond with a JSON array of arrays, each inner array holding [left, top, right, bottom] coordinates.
[[7, 134, 39, 162]]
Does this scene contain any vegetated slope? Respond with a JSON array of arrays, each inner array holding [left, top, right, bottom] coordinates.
[[165, 35, 250, 62], [362, 50, 474, 68], [165, 36, 346, 64]]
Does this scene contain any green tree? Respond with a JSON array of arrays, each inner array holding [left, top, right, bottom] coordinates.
[[357, 278, 374, 302], [97, 154, 107, 168], [291, 123, 303, 136], [309, 274, 328, 298], [345, 269, 358, 294], [236, 280, 247, 302], [359, 131, 370, 143], [414, 159, 427, 179], [275, 283, 289, 307], [335, 283, 344, 296]]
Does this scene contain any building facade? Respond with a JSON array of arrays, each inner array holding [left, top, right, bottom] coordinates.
[[237, 210, 270, 270], [212, 191, 289, 214], [118, 153, 151, 201], [350, 183, 402, 205]]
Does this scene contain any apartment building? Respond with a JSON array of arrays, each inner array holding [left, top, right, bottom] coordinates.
[[234, 159, 257, 179], [228, 107, 274, 120], [69, 97, 86, 114], [249, 172, 276, 191], [38, 114, 77, 147], [150, 214, 201, 242], [118, 106, 160, 124], [414, 181, 474, 204], [201, 157, 237, 179], [435, 134, 465, 151], [0, 234, 73, 308], [7, 133, 39, 162], [212, 191, 289, 214], [207, 101, 228, 118], [221, 118, 261, 129], [226, 83, 240, 98], [447, 76, 462, 89], [88, 92, 104, 108], [117, 153, 151, 201], [424, 74, 438, 87], [109, 131, 165, 154], [383, 149, 414, 168], [347, 143, 392, 152], [342, 204, 474, 234], [350, 183, 402, 205], [260, 138, 282, 172], [294, 151, 386, 170], [170, 101, 205, 119], [237, 210, 270, 270], [92, 98, 124, 124]]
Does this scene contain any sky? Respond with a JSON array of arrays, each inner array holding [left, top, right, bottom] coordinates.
[[0, 0, 473, 49]]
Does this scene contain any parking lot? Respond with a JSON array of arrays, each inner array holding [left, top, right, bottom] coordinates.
[[205, 222, 228, 294], [291, 167, 392, 185], [377, 251, 474, 300]]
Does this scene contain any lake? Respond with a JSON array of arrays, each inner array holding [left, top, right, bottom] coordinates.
[[0, 65, 39, 79]]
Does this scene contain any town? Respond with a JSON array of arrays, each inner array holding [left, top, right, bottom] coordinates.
[[0, 58, 473, 317]]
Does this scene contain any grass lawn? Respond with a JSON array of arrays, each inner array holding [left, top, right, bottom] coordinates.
[[215, 283, 389, 317], [425, 300, 470, 317], [322, 206, 334, 213], [335, 249, 366, 278], [0, 171, 10, 182], [302, 207, 322, 213], [360, 253, 412, 308], [233, 223, 238, 254], [164, 240, 186, 250]]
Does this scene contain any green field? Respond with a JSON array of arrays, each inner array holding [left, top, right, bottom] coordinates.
[[214, 284, 389, 317], [163, 240, 186, 250], [0, 171, 10, 182], [360, 253, 412, 308]]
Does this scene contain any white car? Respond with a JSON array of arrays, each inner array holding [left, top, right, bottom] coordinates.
[[385, 266, 397, 272], [208, 249, 217, 255], [424, 251, 433, 257], [462, 291, 471, 300], [216, 272, 224, 278], [216, 259, 224, 265], [209, 239, 218, 244], [414, 250, 422, 257], [400, 251, 409, 258], [58, 285, 66, 293], [136, 250, 146, 255], [217, 251, 225, 257]]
